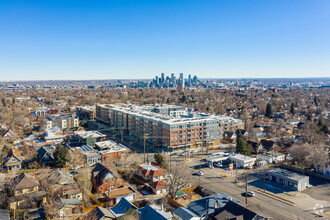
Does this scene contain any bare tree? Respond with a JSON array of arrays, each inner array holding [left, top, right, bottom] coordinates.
[[116, 153, 143, 182], [76, 170, 92, 206], [168, 162, 192, 199], [288, 144, 310, 169], [309, 146, 329, 171], [69, 148, 85, 169]]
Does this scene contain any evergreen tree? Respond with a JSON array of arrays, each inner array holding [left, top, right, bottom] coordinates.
[[181, 95, 187, 103], [290, 103, 295, 115], [320, 125, 329, 134], [12, 97, 15, 104], [314, 96, 319, 106], [53, 144, 69, 168], [1, 98, 5, 107], [154, 152, 166, 168], [265, 103, 273, 118], [235, 130, 250, 155], [317, 119, 323, 127]]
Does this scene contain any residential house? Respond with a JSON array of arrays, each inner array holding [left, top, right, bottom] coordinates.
[[247, 141, 262, 154], [91, 163, 122, 193], [211, 200, 270, 220], [3, 149, 22, 172], [186, 193, 240, 218], [223, 131, 236, 143], [256, 151, 285, 164], [260, 139, 277, 152], [109, 197, 137, 218], [106, 187, 136, 206], [57, 198, 83, 217], [137, 204, 172, 220], [136, 162, 168, 182], [86, 206, 115, 220], [249, 128, 264, 139], [47, 169, 82, 200], [37, 146, 55, 167], [9, 173, 46, 209], [173, 207, 199, 220], [0, 128, 16, 143], [149, 180, 169, 194]]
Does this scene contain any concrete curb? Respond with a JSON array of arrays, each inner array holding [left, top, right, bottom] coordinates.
[[257, 189, 295, 206]]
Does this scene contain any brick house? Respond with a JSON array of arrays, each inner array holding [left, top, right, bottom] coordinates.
[[91, 163, 122, 193], [136, 162, 168, 182]]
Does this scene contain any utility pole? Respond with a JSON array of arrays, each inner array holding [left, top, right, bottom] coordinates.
[[245, 174, 248, 205], [235, 161, 238, 182], [264, 172, 266, 192], [144, 135, 146, 163]]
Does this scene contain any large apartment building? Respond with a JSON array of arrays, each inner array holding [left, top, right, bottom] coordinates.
[[112, 104, 238, 149], [43, 114, 79, 130], [96, 104, 115, 125], [95, 104, 244, 149]]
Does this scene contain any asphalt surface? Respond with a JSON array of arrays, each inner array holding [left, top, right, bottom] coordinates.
[[185, 163, 322, 220], [86, 122, 323, 219]]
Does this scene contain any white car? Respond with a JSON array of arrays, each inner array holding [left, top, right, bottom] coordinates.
[[246, 191, 255, 197], [196, 170, 204, 176], [214, 163, 223, 168]]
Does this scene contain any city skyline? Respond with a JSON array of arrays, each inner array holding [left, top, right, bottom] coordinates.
[[1, 0, 330, 80]]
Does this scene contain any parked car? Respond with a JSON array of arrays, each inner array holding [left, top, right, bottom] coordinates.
[[172, 153, 178, 156], [196, 170, 204, 176], [214, 163, 223, 168], [246, 191, 255, 197]]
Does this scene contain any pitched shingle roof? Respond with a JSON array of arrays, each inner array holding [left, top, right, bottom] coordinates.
[[138, 162, 168, 177], [11, 173, 39, 191], [149, 180, 169, 190]]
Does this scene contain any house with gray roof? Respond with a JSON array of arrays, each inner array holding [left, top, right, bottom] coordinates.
[[173, 207, 199, 220], [137, 204, 172, 220], [187, 193, 240, 218]]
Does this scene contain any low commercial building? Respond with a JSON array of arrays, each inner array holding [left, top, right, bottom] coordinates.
[[268, 168, 309, 191], [256, 151, 285, 164], [75, 130, 106, 146], [96, 140, 130, 163], [228, 154, 256, 168], [78, 145, 101, 165]]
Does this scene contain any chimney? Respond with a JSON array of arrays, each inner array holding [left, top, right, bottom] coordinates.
[[161, 204, 164, 211]]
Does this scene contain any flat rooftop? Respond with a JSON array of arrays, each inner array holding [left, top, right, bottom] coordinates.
[[111, 105, 222, 125], [139, 163, 159, 171], [76, 131, 106, 139], [229, 154, 256, 162], [268, 168, 309, 181], [96, 140, 129, 153]]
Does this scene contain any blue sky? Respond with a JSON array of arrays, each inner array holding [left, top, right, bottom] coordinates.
[[0, 0, 329, 80]]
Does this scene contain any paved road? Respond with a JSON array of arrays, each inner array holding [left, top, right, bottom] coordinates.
[[187, 165, 320, 220]]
